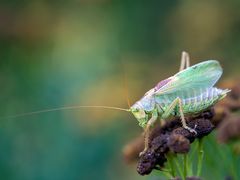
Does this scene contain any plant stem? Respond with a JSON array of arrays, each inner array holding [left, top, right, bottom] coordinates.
[[167, 153, 176, 178], [230, 145, 239, 180], [183, 154, 188, 180], [174, 156, 184, 179], [197, 138, 204, 177]]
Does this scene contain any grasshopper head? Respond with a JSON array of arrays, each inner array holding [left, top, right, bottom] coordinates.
[[130, 103, 148, 128], [130, 92, 155, 128]]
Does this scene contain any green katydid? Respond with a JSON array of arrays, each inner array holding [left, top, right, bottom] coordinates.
[[130, 51, 230, 154], [2, 51, 230, 155]]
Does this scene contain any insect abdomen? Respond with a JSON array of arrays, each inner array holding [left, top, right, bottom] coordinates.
[[157, 88, 229, 116], [181, 88, 228, 114]]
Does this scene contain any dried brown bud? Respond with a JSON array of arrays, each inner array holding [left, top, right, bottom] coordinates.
[[212, 106, 230, 126], [188, 118, 214, 138], [217, 115, 240, 143], [150, 134, 169, 153], [229, 81, 240, 100], [172, 118, 214, 142], [136, 111, 215, 175], [137, 150, 157, 175], [136, 149, 166, 175], [168, 134, 190, 153], [123, 136, 144, 163]]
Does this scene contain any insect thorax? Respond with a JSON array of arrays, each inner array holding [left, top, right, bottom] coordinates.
[[140, 96, 155, 111]]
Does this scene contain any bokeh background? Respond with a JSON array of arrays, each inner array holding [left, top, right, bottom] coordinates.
[[0, 1, 240, 180]]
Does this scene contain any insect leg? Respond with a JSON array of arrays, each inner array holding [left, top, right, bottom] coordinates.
[[176, 98, 197, 134], [179, 51, 190, 71], [162, 97, 197, 134], [140, 111, 158, 156], [161, 99, 178, 119]]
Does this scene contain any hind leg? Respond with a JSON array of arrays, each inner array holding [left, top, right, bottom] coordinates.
[[179, 51, 190, 71], [162, 97, 197, 134]]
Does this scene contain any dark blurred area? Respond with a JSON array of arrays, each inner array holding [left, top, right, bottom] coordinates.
[[0, 1, 240, 180]]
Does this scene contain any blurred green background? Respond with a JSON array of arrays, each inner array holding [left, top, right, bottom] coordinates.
[[0, 0, 240, 180]]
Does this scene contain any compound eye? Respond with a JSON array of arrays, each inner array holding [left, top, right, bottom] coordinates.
[[131, 108, 139, 113], [137, 109, 146, 119]]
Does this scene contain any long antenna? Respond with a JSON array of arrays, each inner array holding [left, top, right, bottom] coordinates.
[[121, 57, 131, 108], [1, 105, 130, 120]]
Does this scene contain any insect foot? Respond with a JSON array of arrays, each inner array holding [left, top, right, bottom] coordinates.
[[139, 151, 145, 157], [183, 126, 197, 135]]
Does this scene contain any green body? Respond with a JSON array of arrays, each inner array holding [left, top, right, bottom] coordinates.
[[130, 60, 230, 127]]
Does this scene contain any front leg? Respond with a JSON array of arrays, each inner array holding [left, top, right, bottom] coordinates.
[[162, 97, 197, 134], [140, 111, 158, 156]]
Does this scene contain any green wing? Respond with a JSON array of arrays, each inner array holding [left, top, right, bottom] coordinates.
[[154, 60, 223, 95]]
